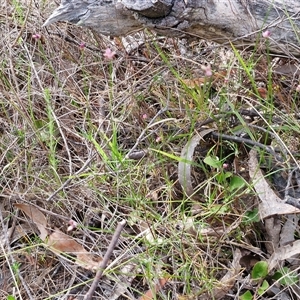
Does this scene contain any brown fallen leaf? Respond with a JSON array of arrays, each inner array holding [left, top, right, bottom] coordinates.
[[15, 203, 48, 240], [15, 203, 102, 270]]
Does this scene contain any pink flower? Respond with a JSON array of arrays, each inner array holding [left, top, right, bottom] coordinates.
[[32, 33, 41, 40], [103, 48, 116, 60], [262, 30, 271, 38], [222, 163, 229, 169], [202, 65, 212, 77], [79, 42, 86, 50], [142, 114, 148, 119], [67, 219, 78, 231], [296, 85, 300, 92]]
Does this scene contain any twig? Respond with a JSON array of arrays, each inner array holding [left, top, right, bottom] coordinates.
[[247, 123, 288, 157], [211, 131, 278, 156], [84, 219, 126, 300]]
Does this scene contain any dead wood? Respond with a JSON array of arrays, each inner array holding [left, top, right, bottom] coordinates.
[[44, 0, 300, 57]]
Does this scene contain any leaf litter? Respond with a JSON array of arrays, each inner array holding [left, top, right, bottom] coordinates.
[[2, 6, 300, 298], [175, 131, 300, 298], [248, 149, 300, 219], [249, 150, 300, 278], [14, 203, 103, 271]]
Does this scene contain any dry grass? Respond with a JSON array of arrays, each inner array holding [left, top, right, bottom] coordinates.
[[1, 1, 300, 300]]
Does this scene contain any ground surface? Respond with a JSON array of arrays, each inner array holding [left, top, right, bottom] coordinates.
[[1, 1, 300, 300]]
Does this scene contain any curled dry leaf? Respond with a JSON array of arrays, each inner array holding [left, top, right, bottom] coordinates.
[[178, 128, 214, 197], [15, 203, 102, 270], [248, 150, 300, 219]]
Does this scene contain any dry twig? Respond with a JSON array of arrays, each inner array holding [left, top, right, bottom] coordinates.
[[84, 219, 126, 300]]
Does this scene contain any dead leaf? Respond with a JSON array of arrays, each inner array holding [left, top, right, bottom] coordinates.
[[211, 249, 242, 299], [268, 240, 300, 271], [47, 229, 84, 253], [264, 216, 281, 255], [14, 203, 48, 240], [15, 203, 102, 270], [279, 215, 299, 265], [248, 150, 300, 219], [279, 215, 298, 247]]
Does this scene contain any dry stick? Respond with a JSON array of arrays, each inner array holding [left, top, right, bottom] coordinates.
[[84, 219, 126, 300], [211, 132, 278, 156]]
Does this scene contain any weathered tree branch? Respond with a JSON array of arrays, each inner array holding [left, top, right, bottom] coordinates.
[[44, 0, 300, 57]]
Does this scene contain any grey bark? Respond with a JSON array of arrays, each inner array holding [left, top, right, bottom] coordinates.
[[44, 0, 300, 57]]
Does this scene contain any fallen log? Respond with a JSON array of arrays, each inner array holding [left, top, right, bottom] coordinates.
[[44, 0, 300, 57]]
